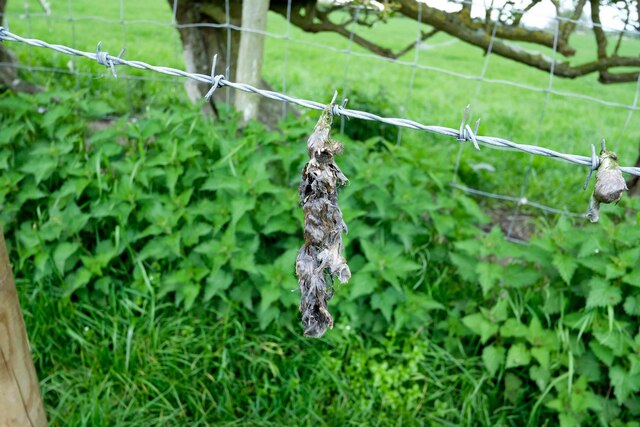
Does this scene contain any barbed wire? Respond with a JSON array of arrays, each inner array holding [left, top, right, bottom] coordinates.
[[2, 12, 639, 112], [1, 26, 639, 179]]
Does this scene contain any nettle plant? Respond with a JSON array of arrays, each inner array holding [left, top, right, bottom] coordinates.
[[451, 215, 640, 425], [0, 89, 482, 332], [3, 84, 640, 425]]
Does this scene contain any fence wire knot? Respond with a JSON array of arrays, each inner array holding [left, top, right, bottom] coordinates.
[[458, 104, 481, 151], [95, 42, 125, 78], [204, 54, 225, 102], [583, 143, 600, 190], [330, 93, 349, 117]]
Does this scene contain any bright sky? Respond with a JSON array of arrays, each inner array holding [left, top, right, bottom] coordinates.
[[419, 0, 636, 31]]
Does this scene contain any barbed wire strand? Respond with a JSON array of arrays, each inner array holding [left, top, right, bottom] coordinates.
[[1, 27, 639, 180], [3, 12, 638, 112]]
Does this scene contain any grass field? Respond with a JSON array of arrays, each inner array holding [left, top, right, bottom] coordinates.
[[3, 1, 640, 426]]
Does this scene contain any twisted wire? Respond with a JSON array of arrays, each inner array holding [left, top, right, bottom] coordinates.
[[1, 27, 639, 177], [1, 14, 637, 111]]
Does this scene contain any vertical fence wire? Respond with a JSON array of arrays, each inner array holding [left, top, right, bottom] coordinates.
[[224, 0, 231, 109], [505, 19, 561, 238], [119, 0, 134, 110], [281, 0, 292, 120], [614, 74, 640, 153], [67, 0, 79, 90], [24, 3, 32, 68], [171, 0, 179, 66], [339, 7, 360, 135], [450, 22, 499, 186], [396, 1, 423, 146]]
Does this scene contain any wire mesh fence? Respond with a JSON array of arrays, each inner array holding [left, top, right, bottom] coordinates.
[[1, 0, 639, 242]]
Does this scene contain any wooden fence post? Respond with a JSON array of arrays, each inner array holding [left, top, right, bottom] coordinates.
[[0, 229, 47, 427], [234, 0, 270, 124]]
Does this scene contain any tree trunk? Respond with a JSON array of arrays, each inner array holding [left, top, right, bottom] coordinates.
[[0, 230, 48, 427], [235, 0, 270, 124], [170, 0, 293, 126], [171, 0, 242, 115], [0, 0, 40, 93]]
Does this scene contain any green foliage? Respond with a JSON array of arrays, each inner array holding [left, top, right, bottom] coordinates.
[[4, 73, 640, 426], [450, 217, 640, 425], [0, 89, 483, 333], [21, 277, 513, 426], [0, 89, 526, 424]]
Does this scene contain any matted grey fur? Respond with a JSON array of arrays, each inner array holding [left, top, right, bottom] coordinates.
[[296, 106, 350, 338], [587, 141, 628, 223]]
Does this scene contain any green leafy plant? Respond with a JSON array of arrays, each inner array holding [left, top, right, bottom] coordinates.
[[450, 216, 640, 426], [3, 79, 640, 426], [0, 88, 484, 335]]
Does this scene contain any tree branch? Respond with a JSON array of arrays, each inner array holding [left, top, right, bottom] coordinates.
[[612, 1, 630, 56], [270, 0, 638, 84], [559, 0, 586, 44], [590, 0, 608, 60], [512, 0, 541, 27], [396, 0, 576, 57], [271, 2, 397, 58], [394, 29, 439, 59], [397, 0, 639, 83], [599, 71, 640, 84]]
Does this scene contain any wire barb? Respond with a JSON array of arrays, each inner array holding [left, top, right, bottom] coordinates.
[[458, 105, 480, 151], [95, 42, 125, 78], [328, 91, 349, 117], [204, 54, 225, 102], [583, 143, 600, 190], [1, 27, 639, 178]]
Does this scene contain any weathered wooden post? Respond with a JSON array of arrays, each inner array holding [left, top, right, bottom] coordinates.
[[0, 229, 47, 427], [234, 0, 270, 124]]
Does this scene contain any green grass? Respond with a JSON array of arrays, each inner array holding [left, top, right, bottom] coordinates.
[[22, 281, 496, 426]]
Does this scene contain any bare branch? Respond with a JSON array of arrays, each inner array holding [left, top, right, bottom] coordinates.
[[590, 0, 608, 60], [599, 71, 640, 84], [512, 0, 542, 27], [394, 28, 439, 59], [269, 0, 639, 84], [396, 0, 576, 57], [271, 3, 397, 58], [613, 1, 631, 56], [559, 0, 587, 43]]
